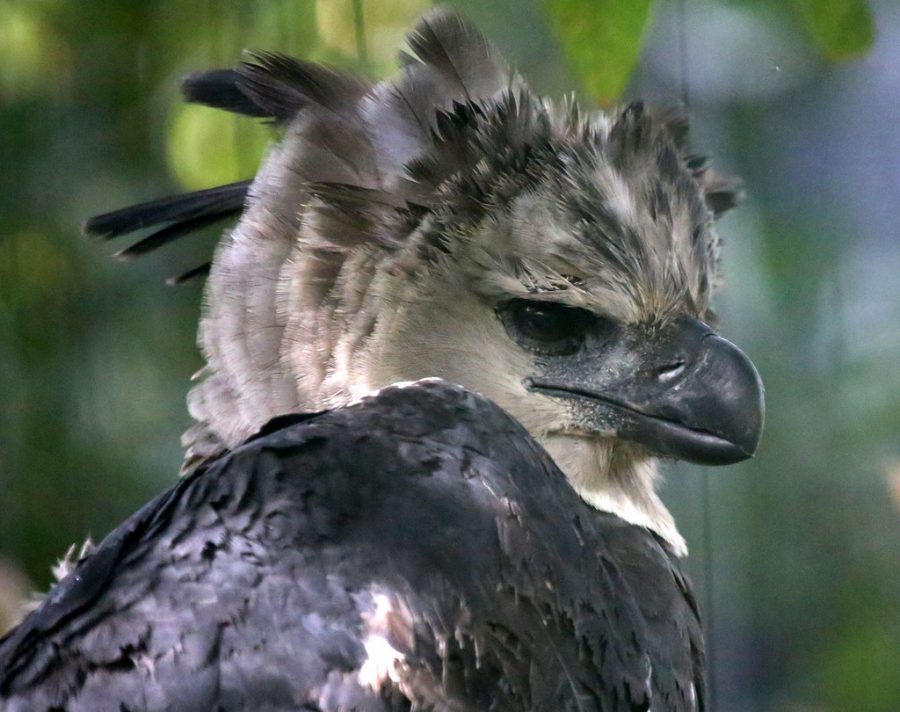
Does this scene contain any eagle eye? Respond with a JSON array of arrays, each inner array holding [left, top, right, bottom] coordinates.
[[501, 299, 596, 356]]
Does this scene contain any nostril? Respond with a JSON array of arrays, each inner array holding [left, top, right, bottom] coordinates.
[[656, 360, 686, 382]]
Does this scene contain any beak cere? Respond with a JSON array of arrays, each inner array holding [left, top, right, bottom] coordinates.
[[526, 316, 765, 465]]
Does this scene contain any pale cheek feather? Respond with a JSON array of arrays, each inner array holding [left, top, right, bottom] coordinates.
[[541, 436, 687, 556]]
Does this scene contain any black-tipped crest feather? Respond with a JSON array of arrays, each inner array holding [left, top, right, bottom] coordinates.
[[181, 69, 270, 118], [167, 262, 211, 286], [406, 9, 507, 100], [237, 52, 369, 123], [114, 211, 237, 261], [83, 180, 250, 240]]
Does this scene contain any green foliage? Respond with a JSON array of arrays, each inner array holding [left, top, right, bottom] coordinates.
[[167, 105, 273, 191], [794, 0, 875, 59], [316, 0, 430, 73], [541, 0, 655, 104], [818, 622, 900, 711], [0, 1, 64, 101]]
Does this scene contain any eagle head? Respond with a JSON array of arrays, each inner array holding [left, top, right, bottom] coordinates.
[[92, 9, 764, 555], [354, 98, 764, 553]]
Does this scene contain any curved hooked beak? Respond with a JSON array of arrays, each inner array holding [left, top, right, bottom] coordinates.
[[526, 317, 765, 465]]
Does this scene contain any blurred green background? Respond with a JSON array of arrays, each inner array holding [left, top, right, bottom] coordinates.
[[1, 1, 898, 710]]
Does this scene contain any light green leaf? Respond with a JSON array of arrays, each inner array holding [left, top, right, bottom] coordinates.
[[794, 0, 875, 60], [542, 0, 655, 104], [316, 0, 430, 73], [166, 104, 273, 191]]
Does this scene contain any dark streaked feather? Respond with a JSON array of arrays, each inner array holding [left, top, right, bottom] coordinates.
[[685, 154, 709, 172], [359, 69, 447, 183], [279, 105, 386, 196], [83, 180, 250, 240], [406, 8, 507, 100], [358, 7, 512, 184], [608, 101, 649, 170], [181, 69, 270, 118], [644, 105, 743, 219], [309, 182, 404, 211], [167, 262, 211, 286], [406, 103, 480, 190], [649, 104, 691, 151], [307, 183, 401, 250], [237, 51, 369, 123], [694, 168, 743, 217], [115, 211, 235, 261]]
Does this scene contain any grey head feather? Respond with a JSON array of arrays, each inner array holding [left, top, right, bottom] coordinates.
[[405, 9, 509, 101], [150, 7, 740, 468], [237, 51, 371, 124]]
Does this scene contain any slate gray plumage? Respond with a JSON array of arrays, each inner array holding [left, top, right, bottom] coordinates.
[[0, 381, 703, 711]]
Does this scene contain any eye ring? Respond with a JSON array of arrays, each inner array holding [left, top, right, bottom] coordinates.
[[499, 298, 596, 356]]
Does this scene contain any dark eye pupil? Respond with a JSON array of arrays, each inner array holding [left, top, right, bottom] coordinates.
[[518, 305, 572, 341], [503, 299, 595, 355]]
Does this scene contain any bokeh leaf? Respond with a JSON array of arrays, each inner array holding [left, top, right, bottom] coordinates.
[[316, 0, 430, 73], [167, 103, 272, 191], [794, 0, 875, 60], [542, 0, 655, 104]]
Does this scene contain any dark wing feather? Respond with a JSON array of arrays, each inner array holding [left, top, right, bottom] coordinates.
[[83, 181, 248, 285], [0, 382, 705, 711], [694, 167, 743, 217]]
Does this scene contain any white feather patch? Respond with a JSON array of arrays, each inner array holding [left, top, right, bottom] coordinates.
[[356, 592, 407, 691]]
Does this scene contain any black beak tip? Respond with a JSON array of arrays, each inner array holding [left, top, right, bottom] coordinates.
[[716, 336, 765, 456], [615, 330, 765, 467], [677, 335, 765, 466]]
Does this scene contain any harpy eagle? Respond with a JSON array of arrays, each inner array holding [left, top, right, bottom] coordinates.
[[0, 9, 764, 711]]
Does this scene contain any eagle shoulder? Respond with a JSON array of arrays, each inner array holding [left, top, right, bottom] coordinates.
[[0, 380, 703, 711]]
